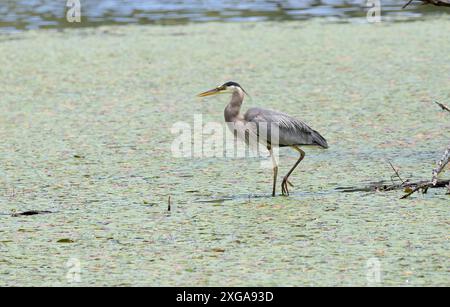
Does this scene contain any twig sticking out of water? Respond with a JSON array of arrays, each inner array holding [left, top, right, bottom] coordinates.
[[337, 178, 449, 193], [434, 101, 450, 113], [342, 99, 449, 198], [403, 0, 415, 8], [388, 160, 406, 185], [396, 146, 450, 197], [430, 101, 450, 190], [403, 0, 450, 8], [337, 160, 449, 199], [168, 196, 171, 212], [400, 183, 429, 199], [432, 145, 450, 186], [399, 179, 450, 199], [402, 101, 450, 198]]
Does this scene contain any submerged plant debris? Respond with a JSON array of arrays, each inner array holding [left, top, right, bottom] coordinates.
[[11, 210, 52, 217]]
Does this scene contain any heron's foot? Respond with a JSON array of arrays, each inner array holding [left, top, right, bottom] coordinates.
[[281, 177, 290, 196]]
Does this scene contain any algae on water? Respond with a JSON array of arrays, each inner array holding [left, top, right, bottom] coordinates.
[[0, 19, 449, 286]]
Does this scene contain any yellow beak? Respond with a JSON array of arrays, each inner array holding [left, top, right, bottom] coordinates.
[[197, 87, 225, 97]]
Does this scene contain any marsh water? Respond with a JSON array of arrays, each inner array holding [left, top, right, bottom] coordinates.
[[1, 0, 450, 31], [0, 4, 449, 286]]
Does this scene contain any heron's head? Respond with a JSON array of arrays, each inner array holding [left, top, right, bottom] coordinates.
[[197, 81, 248, 98]]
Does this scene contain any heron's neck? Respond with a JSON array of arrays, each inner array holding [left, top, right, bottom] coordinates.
[[224, 90, 244, 122]]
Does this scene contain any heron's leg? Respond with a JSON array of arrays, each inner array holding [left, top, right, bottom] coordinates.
[[269, 147, 278, 197], [281, 146, 305, 196]]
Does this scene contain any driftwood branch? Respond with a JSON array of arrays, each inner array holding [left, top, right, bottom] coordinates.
[[432, 145, 450, 184], [434, 101, 450, 113], [339, 99, 449, 198], [337, 179, 450, 193], [401, 179, 450, 199], [388, 160, 406, 184], [429, 101, 450, 193], [338, 158, 449, 199], [403, 0, 450, 8], [399, 141, 450, 198]]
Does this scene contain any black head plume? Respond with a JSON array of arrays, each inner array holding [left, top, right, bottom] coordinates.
[[221, 81, 250, 97]]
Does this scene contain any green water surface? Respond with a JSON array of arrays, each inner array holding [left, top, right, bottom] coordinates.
[[0, 19, 449, 286]]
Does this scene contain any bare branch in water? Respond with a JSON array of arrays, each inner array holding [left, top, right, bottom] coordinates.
[[403, 0, 450, 9], [339, 99, 449, 199], [337, 179, 449, 193], [337, 159, 449, 199], [403, 0, 415, 8], [432, 145, 450, 185], [388, 160, 406, 184], [434, 101, 450, 113], [401, 182, 431, 199]]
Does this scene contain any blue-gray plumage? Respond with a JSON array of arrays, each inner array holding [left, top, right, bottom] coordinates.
[[198, 81, 328, 196], [244, 107, 328, 149]]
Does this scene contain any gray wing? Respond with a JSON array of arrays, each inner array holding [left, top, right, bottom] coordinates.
[[244, 107, 328, 148]]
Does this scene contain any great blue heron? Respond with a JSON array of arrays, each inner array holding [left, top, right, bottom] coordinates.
[[198, 81, 328, 196]]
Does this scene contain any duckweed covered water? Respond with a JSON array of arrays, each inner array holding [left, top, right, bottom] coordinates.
[[0, 19, 449, 286]]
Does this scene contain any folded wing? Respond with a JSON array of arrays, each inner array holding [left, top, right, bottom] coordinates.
[[244, 107, 328, 148]]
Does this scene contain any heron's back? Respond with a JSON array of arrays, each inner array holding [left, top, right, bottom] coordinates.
[[244, 107, 328, 148]]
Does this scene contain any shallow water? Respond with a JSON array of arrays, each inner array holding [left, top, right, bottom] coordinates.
[[0, 0, 449, 32], [0, 19, 449, 286]]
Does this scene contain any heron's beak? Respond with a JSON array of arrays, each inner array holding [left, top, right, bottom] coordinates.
[[197, 87, 225, 97]]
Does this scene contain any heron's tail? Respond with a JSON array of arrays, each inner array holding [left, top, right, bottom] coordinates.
[[312, 130, 328, 149]]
